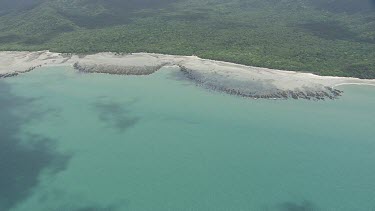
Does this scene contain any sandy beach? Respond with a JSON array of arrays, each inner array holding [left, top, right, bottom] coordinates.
[[1, 51, 374, 100]]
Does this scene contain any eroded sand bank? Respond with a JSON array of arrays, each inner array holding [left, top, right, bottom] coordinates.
[[1, 51, 374, 100]]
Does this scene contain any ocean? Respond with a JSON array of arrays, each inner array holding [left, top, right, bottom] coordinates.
[[1, 66, 375, 211]]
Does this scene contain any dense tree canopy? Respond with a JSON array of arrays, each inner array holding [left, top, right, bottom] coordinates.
[[0, 0, 374, 78]]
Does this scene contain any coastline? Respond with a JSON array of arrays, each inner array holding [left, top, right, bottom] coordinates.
[[332, 83, 375, 88], [1, 50, 374, 100]]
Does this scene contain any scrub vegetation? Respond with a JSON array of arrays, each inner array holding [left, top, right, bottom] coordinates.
[[0, 0, 375, 78]]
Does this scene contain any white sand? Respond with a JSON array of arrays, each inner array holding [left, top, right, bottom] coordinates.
[[0, 51, 77, 74], [1, 51, 374, 99]]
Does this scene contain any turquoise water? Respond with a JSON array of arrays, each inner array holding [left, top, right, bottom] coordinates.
[[1, 66, 375, 211]]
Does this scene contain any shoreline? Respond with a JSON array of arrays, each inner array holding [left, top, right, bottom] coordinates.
[[1, 50, 374, 100], [332, 83, 375, 88]]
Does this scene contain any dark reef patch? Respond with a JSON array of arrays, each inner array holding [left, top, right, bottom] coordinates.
[[276, 200, 319, 211], [36, 188, 128, 210], [73, 203, 123, 211], [93, 98, 140, 132], [0, 81, 69, 210]]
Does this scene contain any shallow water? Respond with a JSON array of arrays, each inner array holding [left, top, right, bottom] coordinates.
[[1, 66, 375, 211]]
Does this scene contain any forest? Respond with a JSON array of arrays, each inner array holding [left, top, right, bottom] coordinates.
[[0, 0, 375, 78]]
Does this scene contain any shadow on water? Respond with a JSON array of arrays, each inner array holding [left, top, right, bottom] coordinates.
[[0, 81, 70, 210], [93, 98, 140, 133]]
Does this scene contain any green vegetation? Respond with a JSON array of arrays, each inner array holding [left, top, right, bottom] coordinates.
[[1, 0, 375, 78]]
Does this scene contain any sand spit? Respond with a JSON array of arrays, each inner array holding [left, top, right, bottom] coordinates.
[[1, 51, 374, 100]]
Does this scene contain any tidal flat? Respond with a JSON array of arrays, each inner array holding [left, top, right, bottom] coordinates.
[[2, 51, 375, 100]]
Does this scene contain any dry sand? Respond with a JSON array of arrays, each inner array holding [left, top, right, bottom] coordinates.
[[1, 51, 374, 100]]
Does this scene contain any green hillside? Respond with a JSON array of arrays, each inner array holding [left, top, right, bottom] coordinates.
[[1, 0, 375, 78]]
